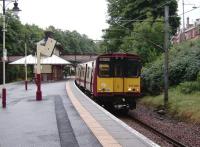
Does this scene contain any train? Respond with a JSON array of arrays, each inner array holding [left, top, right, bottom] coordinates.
[[75, 53, 142, 112]]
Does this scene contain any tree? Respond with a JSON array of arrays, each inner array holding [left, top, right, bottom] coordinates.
[[0, 15, 100, 84], [45, 26, 98, 54], [128, 15, 165, 63], [104, 0, 180, 55]]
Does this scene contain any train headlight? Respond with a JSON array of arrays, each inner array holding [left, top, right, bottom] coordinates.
[[99, 88, 105, 92], [128, 87, 140, 92], [135, 88, 140, 92], [128, 87, 132, 92]]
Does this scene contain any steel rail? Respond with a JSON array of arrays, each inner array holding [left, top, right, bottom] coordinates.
[[127, 113, 187, 147]]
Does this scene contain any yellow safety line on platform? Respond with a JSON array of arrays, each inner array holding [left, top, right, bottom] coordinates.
[[66, 82, 122, 147]]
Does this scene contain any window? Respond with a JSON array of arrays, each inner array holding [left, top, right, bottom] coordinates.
[[124, 59, 141, 77], [114, 62, 123, 77], [98, 57, 141, 77], [87, 67, 90, 78], [99, 63, 110, 77]]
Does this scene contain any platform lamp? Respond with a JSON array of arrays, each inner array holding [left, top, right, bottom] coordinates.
[[1, 0, 21, 108]]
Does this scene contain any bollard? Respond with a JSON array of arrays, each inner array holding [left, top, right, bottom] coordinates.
[[25, 80, 28, 90], [36, 74, 42, 101], [2, 88, 6, 108]]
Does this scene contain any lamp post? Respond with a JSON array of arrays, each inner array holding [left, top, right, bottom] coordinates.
[[182, 0, 185, 32], [1, 0, 21, 108], [25, 41, 27, 90], [182, 0, 197, 40], [36, 44, 42, 100]]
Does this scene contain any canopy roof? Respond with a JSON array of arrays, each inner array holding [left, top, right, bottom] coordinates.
[[10, 55, 71, 65]]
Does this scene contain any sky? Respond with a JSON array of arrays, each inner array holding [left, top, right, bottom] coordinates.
[[17, 0, 109, 40], [177, 0, 200, 28], [4, 0, 200, 40]]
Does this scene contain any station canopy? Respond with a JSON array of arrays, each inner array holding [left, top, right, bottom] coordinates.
[[9, 55, 71, 65]]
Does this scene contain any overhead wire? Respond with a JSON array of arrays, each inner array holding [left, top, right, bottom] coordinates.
[[170, 5, 200, 18], [105, 22, 164, 50], [104, 0, 199, 50], [117, 0, 177, 24]]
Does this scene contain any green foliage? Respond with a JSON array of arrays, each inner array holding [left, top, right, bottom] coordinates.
[[179, 72, 200, 94], [0, 15, 100, 84], [46, 26, 98, 54], [142, 57, 164, 94], [179, 81, 200, 94], [24, 24, 44, 55], [141, 88, 200, 123], [0, 63, 33, 83], [128, 16, 165, 63], [142, 39, 200, 94], [197, 72, 200, 82], [104, 0, 180, 55], [0, 15, 99, 56]]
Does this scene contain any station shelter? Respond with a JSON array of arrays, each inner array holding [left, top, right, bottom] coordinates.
[[10, 54, 71, 81]]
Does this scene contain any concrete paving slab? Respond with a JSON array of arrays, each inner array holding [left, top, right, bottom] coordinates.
[[0, 96, 60, 147], [69, 80, 159, 147], [0, 81, 101, 147]]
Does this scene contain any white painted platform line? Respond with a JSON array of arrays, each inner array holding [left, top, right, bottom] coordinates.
[[66, 82, 122, 147], [73, 81, 160, 147]]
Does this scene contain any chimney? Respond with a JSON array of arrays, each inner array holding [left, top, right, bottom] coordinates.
[[186, 17, 190, 29]]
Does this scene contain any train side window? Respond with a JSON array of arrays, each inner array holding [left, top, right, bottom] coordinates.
[[82, 69, 85, 77], [87, 67, 90, 78], [99, 63, 110, 77]]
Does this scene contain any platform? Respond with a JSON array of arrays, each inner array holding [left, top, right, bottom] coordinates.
[[0, 80, 159, 147]]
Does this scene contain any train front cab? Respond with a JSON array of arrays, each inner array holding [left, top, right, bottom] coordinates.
[[94, 54, 141, 110]]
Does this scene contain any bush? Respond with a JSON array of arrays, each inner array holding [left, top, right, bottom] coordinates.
[[141, 59, 163, 95], [197, 72, 200, 82], [179, 71, 200, 94], [179, 81, 200, 94], [142, 39, 200, 94]]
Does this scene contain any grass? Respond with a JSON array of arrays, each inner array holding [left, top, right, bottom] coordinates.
[[140, 87, 200, 124]]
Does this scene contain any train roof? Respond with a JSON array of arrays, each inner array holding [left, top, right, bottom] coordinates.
[[77, 60, 94, 68], [77, 53, 140, 68], [97, 53, 140, 59]]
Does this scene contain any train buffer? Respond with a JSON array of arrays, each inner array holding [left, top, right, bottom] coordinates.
[[0, 80, 159, 147]]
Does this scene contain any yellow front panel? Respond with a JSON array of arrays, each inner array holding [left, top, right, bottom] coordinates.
[[97, 77, 113, 92], [97, 77, 141, 93], [113, 78, 123, 92], [124, 78, 141, 93]]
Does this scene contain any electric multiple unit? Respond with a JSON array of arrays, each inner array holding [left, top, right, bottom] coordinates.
[[75, 53, 141, 111]]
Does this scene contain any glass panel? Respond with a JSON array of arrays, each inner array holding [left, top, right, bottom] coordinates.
[[124, 59, 140, 77], [99, 63, 110, 77], [98, 57, 141, 77], [113, 60, 123, 77]]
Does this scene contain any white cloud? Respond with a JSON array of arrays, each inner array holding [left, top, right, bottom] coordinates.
[[18, 0, 109, 40]]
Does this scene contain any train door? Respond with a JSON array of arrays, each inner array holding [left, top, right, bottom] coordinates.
[[113, 59, 124, 93], [123, 59, 141, 93], [97, 59, 114, 93], [84, 64, 88, 88]]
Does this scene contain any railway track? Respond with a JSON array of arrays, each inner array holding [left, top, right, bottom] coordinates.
[[77, 83, 198, 147], [76, 83, 187, 147], [127, 113, 187, 147]]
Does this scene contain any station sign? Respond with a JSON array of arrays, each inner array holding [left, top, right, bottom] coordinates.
[[3, 49, 7, 61]]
